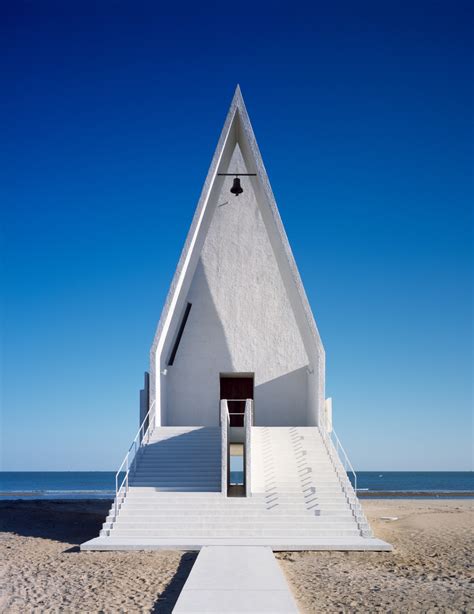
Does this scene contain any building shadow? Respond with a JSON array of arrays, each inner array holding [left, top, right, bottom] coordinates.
[[0, 499, 111, 546], [150, 551, 197, 613], [254, 366, 308, 425], [165, 258, 234, 426], [131, 426, 221, 491]]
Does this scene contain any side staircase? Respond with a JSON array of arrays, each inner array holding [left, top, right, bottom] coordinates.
[[82, 425, 391, 550]]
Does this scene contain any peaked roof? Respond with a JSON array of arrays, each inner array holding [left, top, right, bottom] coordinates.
[[151, 86, 324, 366]]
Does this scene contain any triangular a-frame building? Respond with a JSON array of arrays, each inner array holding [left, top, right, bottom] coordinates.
[[82, 87, 391, 552], [150, 85, 324, 429]]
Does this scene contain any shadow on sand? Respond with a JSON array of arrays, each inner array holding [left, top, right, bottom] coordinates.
[[0, 499, 198, 612], [0, 499, 111, 546], [150, 551, 197, 613]]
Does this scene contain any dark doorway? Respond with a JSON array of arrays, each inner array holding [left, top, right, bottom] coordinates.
[[220, 375, 254, 427]]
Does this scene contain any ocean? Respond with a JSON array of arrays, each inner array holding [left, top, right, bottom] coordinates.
[[0, 471, 472, 500]]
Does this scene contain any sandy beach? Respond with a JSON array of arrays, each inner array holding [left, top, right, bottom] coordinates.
[[278, 499, 473, 613], [0, 499, 472, 613]]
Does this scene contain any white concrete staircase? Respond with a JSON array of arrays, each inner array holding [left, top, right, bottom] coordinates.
[[251, 427, 373, 539], [126, 426, 221, 492], [81, 426, 391, 551]]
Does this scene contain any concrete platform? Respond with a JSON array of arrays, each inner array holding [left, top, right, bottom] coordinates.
[[81, 536, 392, 551], [173, 546, 298, 613]]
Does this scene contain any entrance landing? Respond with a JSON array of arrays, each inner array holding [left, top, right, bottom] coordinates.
[[173, 546, 298, 613]]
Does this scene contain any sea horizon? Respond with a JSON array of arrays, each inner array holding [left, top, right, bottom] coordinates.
[[1, 470, 472, 500]]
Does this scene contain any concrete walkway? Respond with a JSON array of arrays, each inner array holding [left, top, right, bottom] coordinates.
[[173, 546, 299, 613]]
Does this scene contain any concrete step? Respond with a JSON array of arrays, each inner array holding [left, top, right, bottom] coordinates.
[[146, 436, 220, 440], [112, 508, 354, 517], [131, 479, 221, 485], [120, 499, 349, 508], [150, 431, 221, 435], [108, 513, 354, 523], [256, 494, 347, 501], [134, 466, 220, 472], [147, 440, 221, 444], [146, 441, 221, 446], [140, 452, 221, 457], [137, 460, 220, 465], [126, 485, 220, 492], [138, 461, 220, 466], [84, 535, 392, 552], [118, 508, 351, 517], [125, 488, 224, 494], [263, 483, 343, 489], [142, 435, 221, 448], [120, 495, 347, 503], [120, 496, 349, 509], [129, 485, 222, 490], [132, 472, 221, 478], [134, 470, 220, 475], [123, 491, 346, 500], [149, 436, 221, 440], [137, 459, 220, 464], [131, 475, 221, 480], [104, 528, 361, 537], [133, 472, 221, 476], [131, 474, 221, 479], [111, 515, 357, 525], [150, 431, 221, 434], [138, 458, 220, 464], [109, 522, 358, 532], [144, 441, 221, 447], [114, 506, 352, 515], [261, 485, 343, 491]]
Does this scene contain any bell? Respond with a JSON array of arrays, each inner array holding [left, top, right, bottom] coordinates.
[[230, 177, 243, 196]]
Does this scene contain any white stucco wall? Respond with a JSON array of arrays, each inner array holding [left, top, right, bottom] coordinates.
[[165, 146, 309, 426]]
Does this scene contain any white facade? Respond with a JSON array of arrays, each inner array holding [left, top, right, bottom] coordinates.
[[150, 87, 325, 429], [82, 87, 391, 553]]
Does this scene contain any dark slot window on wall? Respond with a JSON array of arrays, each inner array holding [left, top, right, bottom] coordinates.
[[167, 303, 192, 366]]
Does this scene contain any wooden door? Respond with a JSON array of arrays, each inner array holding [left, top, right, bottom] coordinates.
[[220, 376, 253, 427]]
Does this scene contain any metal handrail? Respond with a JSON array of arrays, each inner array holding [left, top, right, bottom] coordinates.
[[318, 422, 372, 536], [330, 428, 357, 493], [331, 426, 372, 535], [320, 425, 357, 494], [114, 399, 156, 519]]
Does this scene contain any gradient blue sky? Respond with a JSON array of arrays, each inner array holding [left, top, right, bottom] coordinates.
[[1, 1, 472, 470]]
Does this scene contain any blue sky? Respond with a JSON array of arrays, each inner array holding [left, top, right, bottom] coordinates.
[[1, 1, 472, 470]]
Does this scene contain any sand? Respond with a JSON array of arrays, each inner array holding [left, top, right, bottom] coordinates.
[[0, 499, 472, 613], [0, 500, 196, 613], [278, 499, 473, 613]]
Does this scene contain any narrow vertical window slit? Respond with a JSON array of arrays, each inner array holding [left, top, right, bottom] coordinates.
[[167, 302, 192, 366]]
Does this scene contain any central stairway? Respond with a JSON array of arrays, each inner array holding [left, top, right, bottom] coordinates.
[[81, 426, 391, 550], [127, 426, 221, 492]]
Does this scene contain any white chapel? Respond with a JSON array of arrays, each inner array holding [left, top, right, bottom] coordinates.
[[82, 87, 391, 551]]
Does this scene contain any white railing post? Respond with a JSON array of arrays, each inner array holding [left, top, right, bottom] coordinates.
[[244, 398, 253, 497], [114, 474, 118, 518], [220, 400, 229, 496], [126, 453, 129, 491]]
